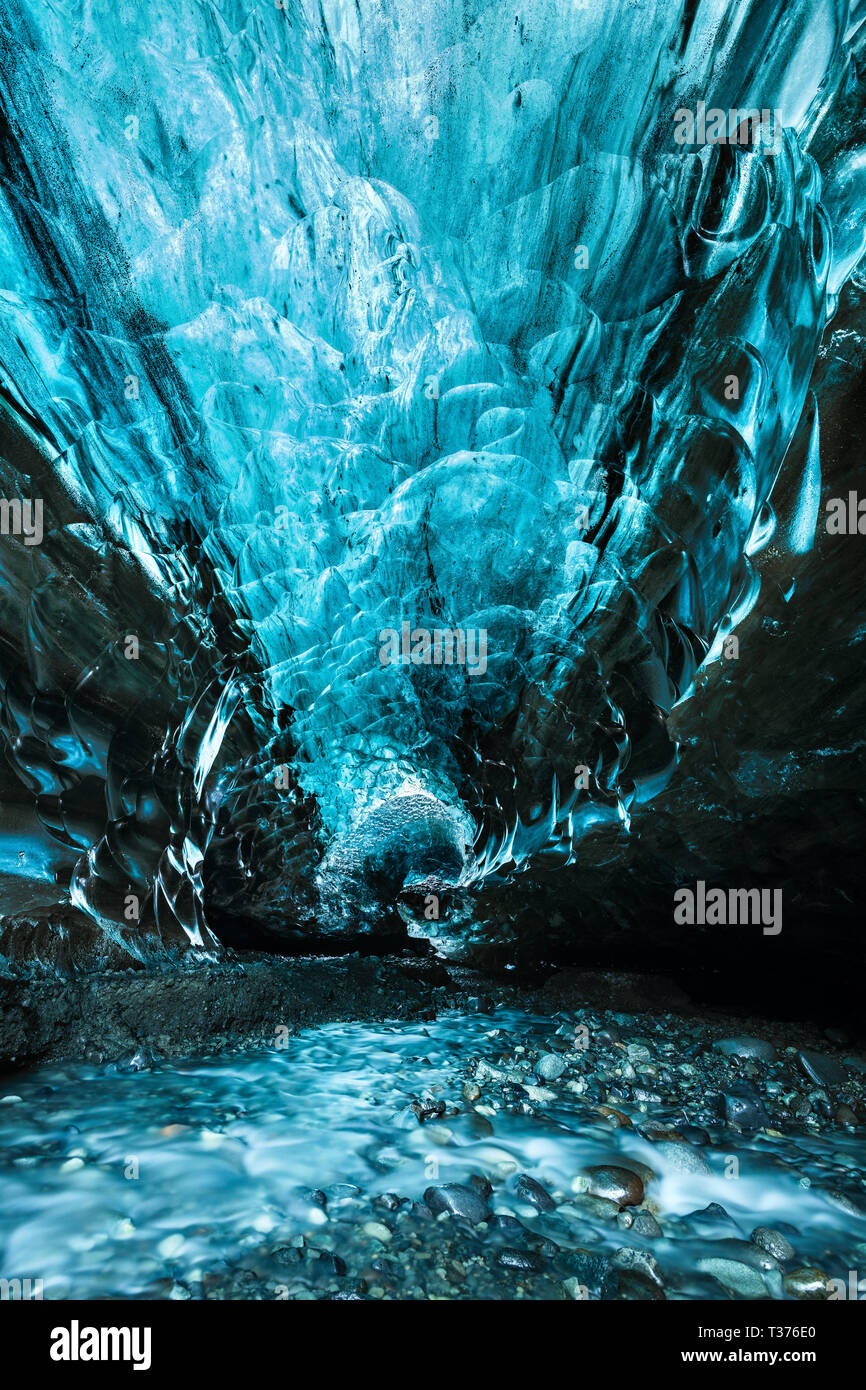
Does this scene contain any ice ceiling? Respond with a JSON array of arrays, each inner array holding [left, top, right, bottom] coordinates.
[[0, 0, 864, 966]]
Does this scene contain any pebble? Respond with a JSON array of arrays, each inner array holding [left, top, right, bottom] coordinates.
[[514, 1173, 556, 1212], [783, 1267, 833, 1299], [497, 1247, 545, 1272], [653, 1141, 712, 1175], [799, 1050, 846, 1089], [564, 1195, 621, 1221], [679, 1124, 710, 1146], [362, 1222, 392, 1243], [698, 1258, 767, 1298], [714, 1036, 777, 1061], [468, 1173, 493, 1200], [594, 1104, 632, 1128], [613, 1246, 663, 1286], [373, 1192, 401, 1212], [522, 1085, 557, 1103], [682, 1202, 739, 1235], [452, 1112, 494, 1143], [562, 1249, 618, 1300], [723, 1081, 770, 1131], [826, 1188, 866, 1216], [423, 1183, 490, 1224], [534, 1053, 566, 1082], [489, 1214, 524, 1235], [631, 1210, 663, 1239], [563, 1276, 589, 1300], [751, 1226, 794, 1262], [709, 1238, 780, 1273], [412, 1096, 446, 1122], [584, 1164, 644, 1207]]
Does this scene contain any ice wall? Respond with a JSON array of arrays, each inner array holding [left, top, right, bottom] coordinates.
[[0, 0, 862, 960]]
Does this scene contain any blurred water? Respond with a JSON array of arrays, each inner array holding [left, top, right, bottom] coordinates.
[[1, 1008, 864, 1299]]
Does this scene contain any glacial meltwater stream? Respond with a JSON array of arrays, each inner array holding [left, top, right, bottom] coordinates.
[[2, 1006, 864, 1301]]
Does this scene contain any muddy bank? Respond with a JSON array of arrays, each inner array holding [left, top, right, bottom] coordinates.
[[0, 956, 853, 1070]]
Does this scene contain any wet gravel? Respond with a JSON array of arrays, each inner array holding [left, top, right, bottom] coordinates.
[[1, 1003, 864, 1300]]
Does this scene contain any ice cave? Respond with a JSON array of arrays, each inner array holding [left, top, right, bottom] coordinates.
[[0, 0, 864, 1325]]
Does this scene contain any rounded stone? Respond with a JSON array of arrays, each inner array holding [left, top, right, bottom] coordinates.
[[535, 1053, 566, 1082], [423, 1182, 490, 1224], [584, 1164, 644, 1207], [751, 1226, 794, 1263], [783, 1267, 833, 1300]]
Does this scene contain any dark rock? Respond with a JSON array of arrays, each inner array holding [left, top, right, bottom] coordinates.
[[632, 1210, 663, 1239], [410, 1200, 435, 1221], [412, 1095, 446, 1122], [489, 1214, 525, 1234], [467, 1173, 493, 1201], [682, 1202, 740, 1236], [799, 1049, 846, 1089], [515, 1173, 556, 1212], [714, 1035, 777, 1061], [679, 1124, 711, 1146], [751, 1227, 794, 1263], [614, 1270, 666, 1300], [373, 1192, 402, 1212], [423, 1182, 490, 1224], [613, 1246, 664, 1286], [561, 1248, 619, 1300], [271, 1246, 304, 1266], [497, 1247, 545, 1272], [723, 1081, 770, 1130]]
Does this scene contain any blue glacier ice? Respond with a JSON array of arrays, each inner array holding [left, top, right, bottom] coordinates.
[[0, 0, 863, 963]]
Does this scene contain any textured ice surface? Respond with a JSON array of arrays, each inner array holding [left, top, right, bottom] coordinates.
[[0, 1, 863, 960]]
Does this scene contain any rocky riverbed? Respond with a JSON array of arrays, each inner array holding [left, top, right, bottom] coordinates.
[[1, 996, 864, 1301]]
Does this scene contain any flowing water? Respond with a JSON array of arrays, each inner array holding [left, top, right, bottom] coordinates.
[[2, 1007, 864, 1300]]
